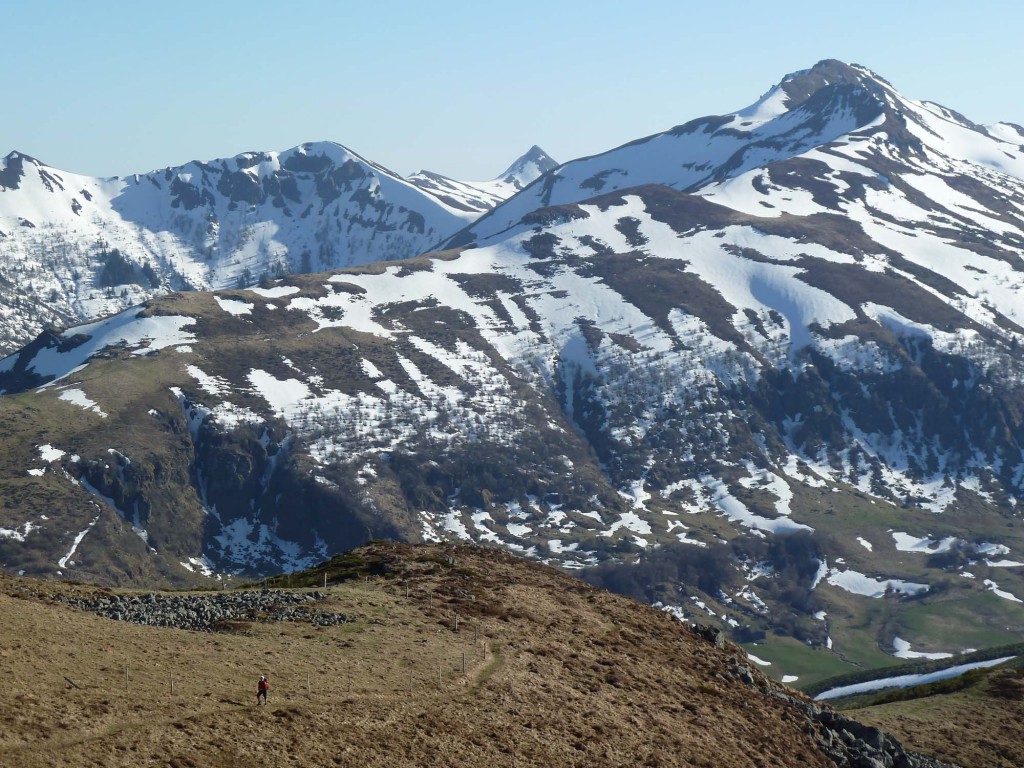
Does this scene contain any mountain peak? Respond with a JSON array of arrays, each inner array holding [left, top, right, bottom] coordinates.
[[2, 150, 40, 166], [497, 145, 558, 189], [277, 140, 361, 169], [0, 151, 43, 191], [775, 59, 891, 110]]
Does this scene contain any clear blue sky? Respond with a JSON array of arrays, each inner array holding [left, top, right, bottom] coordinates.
[[3, 0, 1021, 180]]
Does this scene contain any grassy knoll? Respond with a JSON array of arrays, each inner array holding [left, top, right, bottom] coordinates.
[[0, 542, 841, 768]]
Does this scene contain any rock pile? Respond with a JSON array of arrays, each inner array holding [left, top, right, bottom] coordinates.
[[765, 689, 958, 768], [50, 589, 347, 632]]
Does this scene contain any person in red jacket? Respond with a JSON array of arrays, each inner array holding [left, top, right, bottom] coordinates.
[[256, 675, 269, 705]]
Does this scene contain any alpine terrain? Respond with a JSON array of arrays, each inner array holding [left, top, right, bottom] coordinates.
[[408, 145, 559, 213], [0, 143, 553, 355], [2, 59, 1024, 686]]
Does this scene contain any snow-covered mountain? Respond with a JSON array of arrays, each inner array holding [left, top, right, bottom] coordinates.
[[3, 60, 1024, 667], [407, 145, 558, 213], [0, 142, 512, 355], [453, 60, 1024, 252]]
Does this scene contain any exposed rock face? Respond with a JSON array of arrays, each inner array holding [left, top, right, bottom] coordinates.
[[765, 690, 959, 768]]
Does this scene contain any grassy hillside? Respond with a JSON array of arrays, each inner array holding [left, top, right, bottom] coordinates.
[[841, 659, 1024, 768], [0, 541, 925, 768]]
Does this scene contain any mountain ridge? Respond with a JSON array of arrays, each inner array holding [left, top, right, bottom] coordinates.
[[0, 142, 550, 356], [3, 59, 1024, 688], [407, 145, 558, 213], [449, 58, 1024, 248]]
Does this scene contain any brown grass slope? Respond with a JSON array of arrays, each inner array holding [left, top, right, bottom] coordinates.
[[844, 661, 1024, 768], [0, 541, 907, 768]]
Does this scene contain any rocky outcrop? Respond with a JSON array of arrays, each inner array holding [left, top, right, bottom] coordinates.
[[762, 688, 960, 768], [46, 589, 348, 632]]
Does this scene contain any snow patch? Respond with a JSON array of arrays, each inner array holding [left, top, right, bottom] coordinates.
[[984, 579, 1023, 603], [214, 296, 254, 316], [38, 444, 65, 463], [892, 637, 953, 660], [816, 657, 1016, 701], [58, 388, 108, 418], [823, 568, 929, 598]]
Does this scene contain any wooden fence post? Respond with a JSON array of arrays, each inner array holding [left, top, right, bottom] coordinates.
[[462, 653, 466, 674], [125, 666, 129, 691], [170, 672, 174, 695], [306, 672, 311, 697]]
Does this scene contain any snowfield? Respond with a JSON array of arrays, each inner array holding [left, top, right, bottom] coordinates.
[[815, 657, 1016, 701]]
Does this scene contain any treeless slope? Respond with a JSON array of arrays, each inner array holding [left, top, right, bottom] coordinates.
[[844, 663, 1024, 768], [0, 542, 936, 767]]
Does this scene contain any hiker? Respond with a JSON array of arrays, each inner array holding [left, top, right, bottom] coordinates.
[[257, 674, 269, 705]]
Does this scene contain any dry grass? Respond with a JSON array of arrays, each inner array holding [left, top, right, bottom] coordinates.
[[846, 665, 1024, 768], [0, 542, 838, 768]]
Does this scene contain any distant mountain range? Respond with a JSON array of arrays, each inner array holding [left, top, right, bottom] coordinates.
[[408, 145, 559, 212], [2, 59, 1024, 681], [0, 143, 556, 355]]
